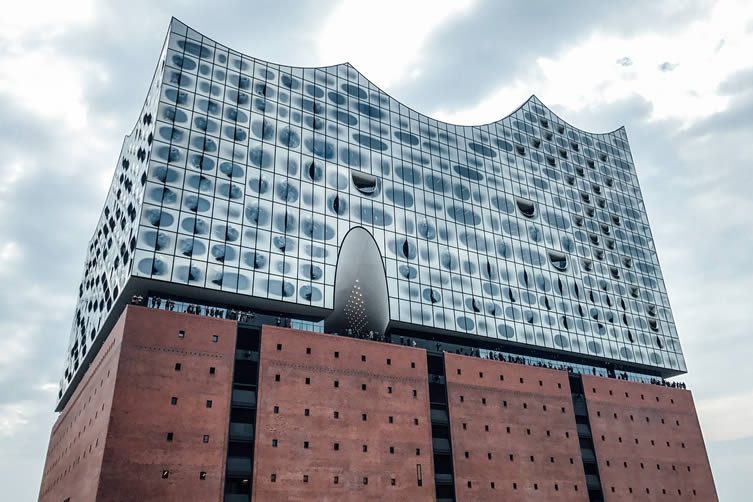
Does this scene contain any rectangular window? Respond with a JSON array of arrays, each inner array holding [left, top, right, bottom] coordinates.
[[388, 416, 394, 423], [334, 380, 339, 388], [275, 374, 280, 382], [334, 411, 339, 419], [272, 439, 278, 447], [390, 446, 395, 454], [199, 471, 207, 480], [334, 351, 339, 358], [363, 477, 368, 485], [203, 435, 209, 443], [303, 475, 308, 483], [413, 389, 417, 398], [162, 470, 169, 479], [271, 473, 276, 482], [362, 444, 368, 452], [388, 386, 392, 393], [361, 355, 366, 362], [178, 330, 185, 338], [206, 400, 212, 408], [411, 362, 415, 368], [170, 396, 178, 405], [361, 383, 367, 391], [276, 343, 282, 351], [334, 443, 339, 451], [391, 478, 396, 486], [211, 335, 218, 343], [306, 347, 311, 354], [416, 448, 420, 456], [209, 367, 216, 375], [362, 413, 367, 421], [304, 441, 309, 449], [334, 475, 339, 484], [304, 408, 310, 416], [174, 363, 181, 371], [274, 405, 279, 414], [166, 432, 173, 441], [305, 377, 311, 385], [386, 358, 391, 365]]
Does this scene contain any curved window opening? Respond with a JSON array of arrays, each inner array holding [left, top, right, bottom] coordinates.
[[585, 206, 595, 217], [587, 159, 595, 169], [573, 215, 583, 227], [531, 138, 542, 148], [558, 149, 568, 159], [601, 224, 611, 235], [581, 259, 593, 271], [570, 142, 580, 152], [575, 166, 585, 177], [605, 238, 615, 250], [656, 336, 663, 348], [556, 124, 565, 134], [592, 184, 602, 195], [597, 197, 606, 208], [622, 256, 633, 268], [539, 118, 549, 129], [351, 171, 378, 194], [566, 175, 575, 186], [609, 267, 620, 279], [629, 286, 639, 298], [611, 214, 621, 226], [543, 131, 553, 141], [605, 177, 614, 187], [594, 249, 605, 260], [589, 234, 600, 245], [546, 156, 556, 166], [515, 144, 526, 156], [548, 251, 568, 271], [627, 331, 635, 343], [581, 192, 591, 204], [646, 305, 657, 317], [648, 319, 659, 332], [515, 197, 536, 218], [598, 152, 608, 162]]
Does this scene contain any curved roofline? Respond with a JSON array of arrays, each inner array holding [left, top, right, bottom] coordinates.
[[172, 17, 626, 136]]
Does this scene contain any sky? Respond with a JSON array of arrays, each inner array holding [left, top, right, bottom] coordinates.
[[1, 0, 752, 499]]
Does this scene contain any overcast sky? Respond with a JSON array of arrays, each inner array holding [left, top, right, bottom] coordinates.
[[1, 1, 751, 499]]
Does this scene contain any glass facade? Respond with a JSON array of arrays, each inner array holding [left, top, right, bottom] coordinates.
[[59, 18, 685, 405]]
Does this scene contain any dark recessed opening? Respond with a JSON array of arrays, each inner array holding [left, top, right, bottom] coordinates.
[[548, 251, 568, 271], [351, 170, 378, 194], [515, 197, 536, 218]]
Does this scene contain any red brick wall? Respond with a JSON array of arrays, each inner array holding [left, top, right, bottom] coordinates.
[[444, 353, 588, 502], [95, 306, 238, 501], [582, 375, 717, 501], [38, 311, 125, 502], [252, 327, 435, 501]]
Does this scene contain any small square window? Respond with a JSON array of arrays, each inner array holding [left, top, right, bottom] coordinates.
[[304, 408, 310, 416], [203, 435, 209, 443], [388, 416, 394, 423], [275, 374, 280, 382], [209, 367, 216, 375], [162, 469, 169, 479], [303, 474, 308, 483], [306, 347, 311, 354], [276, 343, 282, 351], [174, 363, 181, 371], [305, 377, 311, 385], [413, 418, 419, 425], [304, 441, 309, 449], [170, 396, 178, 405], [211, 335, 218, 343], [387, 358, 391, 365], [391, 478, 396, 486], [166, 432, 173, 441], [206, 400, 213, 408], [178, 330, 185, 338], [272, 439, 278, 447], [334, 351, 339, 358], [361, 384, 367, 391], [457, 368, 462, 375], [334, 443, 339, 451], [274, 405, 279, 414], [199, 471, 207, 480], [361, 355, 366, 362]]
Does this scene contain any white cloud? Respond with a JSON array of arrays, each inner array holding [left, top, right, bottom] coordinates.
[[0, 0, 96, 41], [697, 390, 753, 441], [433, 0, 753, 126], [0, 403, 31, 437], [317, 0, 476, 88]]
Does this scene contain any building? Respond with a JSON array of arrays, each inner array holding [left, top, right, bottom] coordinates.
[[39, 17, 717, 501]]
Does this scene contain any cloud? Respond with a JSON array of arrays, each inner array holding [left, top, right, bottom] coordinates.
[[616, 56, 633, 66], [658, 61, 679, 71]]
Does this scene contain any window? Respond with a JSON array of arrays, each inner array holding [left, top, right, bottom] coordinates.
[[464, 451, 469, 458], [334, 380, 339, 388], [166, 432, 173, 441], [414, 418, 419, 425], [178, 330, 185, 338], [467, 481, 472, 488], [481, 397, 486, 405], [305, 377, 311, 385], [413, 389, 417, 398], [206, 400, 212, 408], [460, 395, 464, 403], [170, 396, 178, 405], [361, 355, 366, 362], [411, 362, 416, 368], [275, 374, 280, 382], [390, 446, 395, 454], [463, 423, 467, 430], [503, 400, 508, 407], [209, 367, 216, 375], [491, 482, 495, 489], [271, 473, 277, 482], [334, 351, 339, 358], [162, 469, 169, 479], [488, 453, 492, 460], [361, 383, 367, 391], [203, 435, 209, 443], [272, 439, 278, 447], [274, 405, 279, 414], [457, 369, 462, 375], [334, 443, 339, 451], [174, 363, 181, 371], [363, 477, 368, 485], [304, 441, 309, 449], [306, 347, 311, 354], [388, 416, 394, 424], [387, 358, 391, 365], [276, 343, 282, 351], [199, 471, 207, 480], [304, 408, 310, 416], [391, 478, 396, 486], [334, 475, 339, 484], [333, 411, 339, 419], [362, 444, 367, 452], [362, 413, 367, 421], [211, 335, 218, 343], [416, 448, 421, 456], [303, 475, 308, 483], [388, 386, 392, 394]]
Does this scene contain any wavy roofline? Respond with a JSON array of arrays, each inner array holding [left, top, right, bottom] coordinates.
[[171, 17, 627, 137]]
